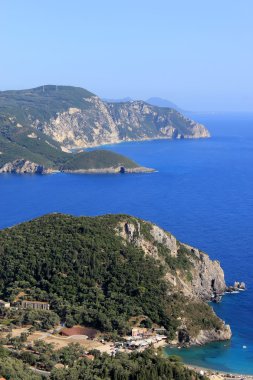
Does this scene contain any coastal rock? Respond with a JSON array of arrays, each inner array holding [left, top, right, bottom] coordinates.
[[190, 324, 232, 345], [0, 159, 49, 174], [62, 166, 154, 174], [187, 247, 226, 300], [234, 281, 246, 290], [226, 281, 246, 292]]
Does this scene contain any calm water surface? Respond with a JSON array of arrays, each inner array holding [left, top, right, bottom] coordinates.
[[0, 113, 253, 373]]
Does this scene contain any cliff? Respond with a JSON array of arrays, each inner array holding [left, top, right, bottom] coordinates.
[[0, 213, 231, 346], [39, 96, 210, 148], [0, 86, 210, 151], [117, 219, 226, 301]]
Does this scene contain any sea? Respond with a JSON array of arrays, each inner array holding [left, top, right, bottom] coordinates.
[[0, 113, 253, 374]]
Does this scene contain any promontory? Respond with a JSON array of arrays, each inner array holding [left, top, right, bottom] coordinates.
[[0, 85, 210, 174]]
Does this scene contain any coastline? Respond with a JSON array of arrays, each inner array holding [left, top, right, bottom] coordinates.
[[0, 166, 155, 175], [61, 166, 155, 174], [69, 133, 211, 151]]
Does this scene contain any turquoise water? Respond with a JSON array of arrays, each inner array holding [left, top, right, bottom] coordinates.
[[165, 293, 253, 374], [0, 113, 252, 373]]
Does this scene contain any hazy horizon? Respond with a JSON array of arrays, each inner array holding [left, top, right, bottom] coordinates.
[[1, 0, 253, 112]]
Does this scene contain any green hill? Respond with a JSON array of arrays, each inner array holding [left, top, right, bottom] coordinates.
[[61, 150, 139, 171], [0, 213, 229, 344], [0, 85, 94, 125]]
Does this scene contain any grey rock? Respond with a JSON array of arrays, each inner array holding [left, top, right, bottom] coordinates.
[[0, 159, 49, 174], [36, 98, 210, 148], [190, 324, 232, 345]]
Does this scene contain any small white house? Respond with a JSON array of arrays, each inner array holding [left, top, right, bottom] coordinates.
[[0, 300, 11, 309]]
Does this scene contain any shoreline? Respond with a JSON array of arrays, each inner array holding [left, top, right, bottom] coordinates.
[[69, 134, 211, 151], [0, 165, 155, 175], [185, 363, 253, 379], [61, 166, 155, 174]]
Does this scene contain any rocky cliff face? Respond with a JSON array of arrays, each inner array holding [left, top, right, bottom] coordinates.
[[190, 324, 232, 345], [117, 219, 226, 300], [116, 217, 231, 345], [0, 86, 210, 152], [36, 97, 210, 148], [0, 159, 49, 174]]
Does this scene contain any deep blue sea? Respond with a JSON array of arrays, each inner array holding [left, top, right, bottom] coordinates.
[[0, 113, 253, 373]]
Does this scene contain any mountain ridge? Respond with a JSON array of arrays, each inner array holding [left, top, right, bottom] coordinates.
[[0, 85, 210, 173]]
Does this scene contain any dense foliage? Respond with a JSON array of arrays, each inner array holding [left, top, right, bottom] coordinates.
[[0, 214, 177, 336], [61, 150, 138, 170], [0, 345, 207, 380], [50, 349, 207, 380], [0, 213, 221, 338], [0, 85, 94, 125], [0, 357, 41, 380], [4, 308, 60, 330]]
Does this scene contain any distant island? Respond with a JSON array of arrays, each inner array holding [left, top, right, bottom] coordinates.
[[0, 85, 210, 174]]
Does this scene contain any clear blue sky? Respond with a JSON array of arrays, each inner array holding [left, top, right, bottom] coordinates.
[[1, 0, 252, 111]]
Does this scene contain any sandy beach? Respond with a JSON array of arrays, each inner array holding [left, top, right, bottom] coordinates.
[[186, 364, 253, 380]]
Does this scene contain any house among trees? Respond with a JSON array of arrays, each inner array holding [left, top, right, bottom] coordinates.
[[0, 300, 10, 309], [21, 300, 50, 310], [131, 327, 148, 337]]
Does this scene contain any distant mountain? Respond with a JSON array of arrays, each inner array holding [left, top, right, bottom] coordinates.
[[146, 97, 183, 111], [103, 97, 133, 103], [0, 85, 210, 173], [104, 96, 183, 111]]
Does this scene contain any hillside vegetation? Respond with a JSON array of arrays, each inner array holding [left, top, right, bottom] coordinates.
[[0, 348, 207, 380], [0, 213, 224, 342], [0, 116, 140, 171], [0, 85, 94, 125], [60, 150, 138, 171]]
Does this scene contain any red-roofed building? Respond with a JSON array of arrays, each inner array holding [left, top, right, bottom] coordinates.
[[60, 326, 97, 339]]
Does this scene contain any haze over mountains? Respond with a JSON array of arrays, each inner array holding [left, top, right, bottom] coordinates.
[[104, 96, 183, 112]]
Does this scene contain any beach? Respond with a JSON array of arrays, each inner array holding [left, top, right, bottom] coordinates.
[[186, 364, 253, 380]]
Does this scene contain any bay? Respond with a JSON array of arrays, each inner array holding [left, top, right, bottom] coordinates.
[[0, 113, 253, 373]]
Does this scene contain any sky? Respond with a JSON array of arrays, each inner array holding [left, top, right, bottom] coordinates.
[[0, 0, 253, 112]]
